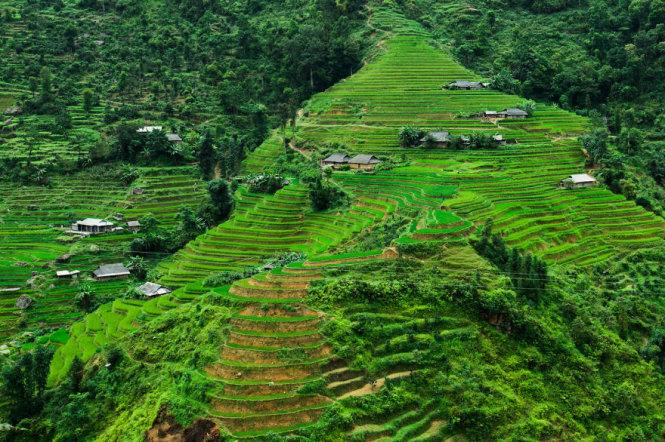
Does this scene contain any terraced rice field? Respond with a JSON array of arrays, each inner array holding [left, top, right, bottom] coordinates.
[[0, 167, 206, 338], [245, 7, 664, 265]]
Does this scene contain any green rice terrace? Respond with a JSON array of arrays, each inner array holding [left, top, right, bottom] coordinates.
[[4, 3, 665, 441]]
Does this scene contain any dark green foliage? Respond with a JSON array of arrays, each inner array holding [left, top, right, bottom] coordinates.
[[248, 172, 285, 194], [197, 130, 216, 180], [309, 176, 348, 211], [472, 219, 548, 302], [397, 125, 425, 147], [0, 345, 54, 422]]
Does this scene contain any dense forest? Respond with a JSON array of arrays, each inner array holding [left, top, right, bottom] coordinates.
[[2, 0, 665, 441]]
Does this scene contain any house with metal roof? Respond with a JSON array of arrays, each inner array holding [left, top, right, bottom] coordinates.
[[498, 108, 529, 119], [136, 282, 171, 299], [93, 263, 130, 281], [71, 218, 114, 234], [321, 153, 351, 169], [348, 154, 382, 170], [560, 174, 598, 189], [166, 134, 182, 144], [56, 270, 80, 279], [444, 80, 484, 90], [419, 131, 451, 148], [136, 126, 163, 133]]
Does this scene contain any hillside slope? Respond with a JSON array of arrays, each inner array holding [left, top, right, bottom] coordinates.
[[3, 3, 665, 442]]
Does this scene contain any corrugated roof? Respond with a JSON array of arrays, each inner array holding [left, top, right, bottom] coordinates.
[[322, 153, 351, 163], [349, 154, 381, 164], [448, 80, 482, 87], [137, 282, 171, 297], [502, 108, 529, 116], [78, 218, 114, 227], [166, 134, 182, 142], [127, 221, 141, 227], [93, 263, 130, 278], [568, 174, 597, 183], [421, 131, 450, 143]]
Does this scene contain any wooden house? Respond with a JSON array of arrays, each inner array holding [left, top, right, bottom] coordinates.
[[321, 153, 351, 169], [419, 131, 450, 148], [348, 154, 382, 170]]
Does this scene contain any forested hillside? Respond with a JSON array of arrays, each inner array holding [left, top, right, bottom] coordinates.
[[2, 0, 665, 441]]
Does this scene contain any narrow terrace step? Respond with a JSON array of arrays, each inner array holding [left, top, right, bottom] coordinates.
[[220, 343, 331, 365], [213, 404, 330, 436], [204, 359, 328, 382], [230, 316, 323, 333], [210, 393, 330, 415], [229, 330, 323, 348]]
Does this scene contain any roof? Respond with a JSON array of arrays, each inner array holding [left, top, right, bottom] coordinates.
[[502, 108, 529, 116], [567, 174, 597, 184], [56, 270, 79, 277], [421, 131, 450, 143], [493, 134, 503, 141], [77, 218, 114, 227], [484, 110, 499, 115], [166, 134, 182, 142], [136, 126, 163, 133], [93, 263, 130, 278], [448, 80, 482, 88], [349, 154, 381, 165], [322, 153, 351, 163], [127, 221, 141, 227], [136, 282, 171, 298]]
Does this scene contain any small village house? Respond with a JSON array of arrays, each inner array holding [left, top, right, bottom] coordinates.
[[348, 154, 382, 170], [493, 135, 507, 145], [136, 282, 171, 299], [420, 131, 450, 148], [498, 108, 529, 119], [444, 80, 484, 90], [93, 263, 130, 281], [484, 108, 529, 119], [166, 134, 182, 145], [560, 174, 598, 189], [56, 270, 80, 279], [71, 218, 114, 234], [321, 153, 351, 169], [136, 126, 163, 133], [127, 221, 141, 232]]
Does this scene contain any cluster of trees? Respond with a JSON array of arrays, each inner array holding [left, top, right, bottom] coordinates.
[[472, 219, 548, 302], [130, 179, 232, 254], [2, 0, 366, 176], [309, 175, 348, 211]]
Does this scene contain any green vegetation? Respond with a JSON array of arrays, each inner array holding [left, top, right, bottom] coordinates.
[[2, 1, 665, 440]]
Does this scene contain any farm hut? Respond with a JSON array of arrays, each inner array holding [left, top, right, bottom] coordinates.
[[497, 108, 529, 119], [483, 111, 499, 118], [72, 218, 114, 234], [444, 80, 484, 90], [493, 135, 507, 145], [127, 221, 141, 232], [560, 174, 598, 189], [348, 154, 382, 170], [166, 134, 182, 145], [321, 153, 351, 169], [136, 126, 163, 133], [132, 187, 144, 195], [263, 263, 276, 271], [56, 270, 80, 279], [420, 131, 450, 148], [136, 282, 171, 299], [93, 263, 130, 281]]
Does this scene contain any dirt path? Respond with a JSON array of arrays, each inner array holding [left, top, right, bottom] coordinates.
[[339, 371, 411, 399]]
